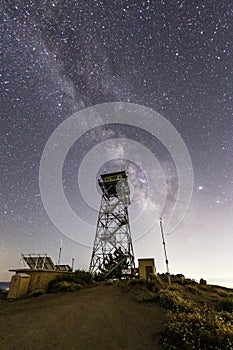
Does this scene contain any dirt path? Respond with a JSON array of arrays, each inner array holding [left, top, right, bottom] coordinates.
[[0, 284, 166, 350]]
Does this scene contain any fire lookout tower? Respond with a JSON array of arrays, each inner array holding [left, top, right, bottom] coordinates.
[[89, 171, 135, 277]]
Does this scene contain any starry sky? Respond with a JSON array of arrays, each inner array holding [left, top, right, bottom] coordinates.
[[1, 1, 233, 285]]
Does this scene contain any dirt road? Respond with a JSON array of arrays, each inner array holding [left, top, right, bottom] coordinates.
[[0, 283, 166, 350]]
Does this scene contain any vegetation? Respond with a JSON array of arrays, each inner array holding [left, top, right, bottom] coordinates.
[[158, 293, 233, 350], [157, 288, 193, 313], [217, 298, 233, 312], [93, 272, 106, 282], [159, 306, 233, 350], [146, 274, 164, 293], [120, 273, 233, 349], [152, 276, 233, 350], [47, 269, 93, 293], [158, 273, 198, 285], [28, 289, 45, 297]]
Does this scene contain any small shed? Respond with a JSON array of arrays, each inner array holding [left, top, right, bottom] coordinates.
[[7, 273, 30, 299], [138, 258, 156, 280]]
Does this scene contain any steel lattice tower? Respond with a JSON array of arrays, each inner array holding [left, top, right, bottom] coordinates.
[[89, 171, 135, 276]]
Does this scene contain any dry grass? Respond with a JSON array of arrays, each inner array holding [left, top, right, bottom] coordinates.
[[155, 280, 233, 349]]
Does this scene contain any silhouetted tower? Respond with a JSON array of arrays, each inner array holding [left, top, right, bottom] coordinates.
[[89, 171, 135, 276]]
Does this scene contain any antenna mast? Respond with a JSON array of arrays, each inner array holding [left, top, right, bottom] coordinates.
[[159, 217, 171, 284], [58, 240, 62, 265]]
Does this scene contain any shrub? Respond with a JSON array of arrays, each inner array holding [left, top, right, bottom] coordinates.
[[182, 278, 198, 286], [157, 273, 198, 286], [47, 269, 93, 293], [217, 298, 233, 312], [200, 278, 207, 285], [158, 273, 172, 284], [157, 289, 193, 313], [157, 287, 233, 349], [93, 273, 106, 282], [74, 270, 93, 284], [159, 306, 233, 350], [170, 275, 185, 285], [167, 284, 183, 293], [147, 274, 163, 292], [57, 281, 81, 292], [219, 310, 233, 323]]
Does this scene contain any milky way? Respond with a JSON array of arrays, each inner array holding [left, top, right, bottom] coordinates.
[[1, 1, 233, 283]]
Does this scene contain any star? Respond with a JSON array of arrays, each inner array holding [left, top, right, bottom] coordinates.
[[0, 0, 232, 285]]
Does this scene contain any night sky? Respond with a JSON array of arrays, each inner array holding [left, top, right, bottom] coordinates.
[[1, 1, 233, 285]]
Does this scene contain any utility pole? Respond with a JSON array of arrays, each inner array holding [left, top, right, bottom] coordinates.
[[159, 218, 171, 284]]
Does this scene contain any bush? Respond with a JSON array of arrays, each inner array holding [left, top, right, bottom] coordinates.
[[93, 273, 106, 282], [47, 270, 93, 293], [159, 306, 233, 350], [217, 298, 233, 312], [57, 281, 81, 292], [200, 278, 207, 285], [182, 278, 198, 286], [157, 289, 193, 313], [157, 273, 198, 286], [219, 310, 233, 323], [158, 273, 172, 283], [157, 287, 233, 349], [147, 274, 163, 292], [170, 275, 185, 285], [167, 284, 183, 293], [74, 270, 93, 284]]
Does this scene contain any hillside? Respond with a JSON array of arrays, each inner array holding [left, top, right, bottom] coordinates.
[[0, 279, 233, 350]]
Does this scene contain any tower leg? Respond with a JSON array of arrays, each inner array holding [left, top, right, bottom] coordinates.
[[89, 194, 134, 277]]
